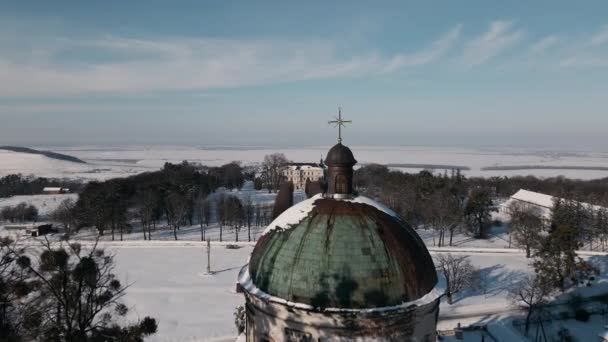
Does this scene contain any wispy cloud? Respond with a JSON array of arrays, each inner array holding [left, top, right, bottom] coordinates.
[[0, 25, 465, 97], [383, 24, 462, 72], [529, 35, 559, 54], [559, 56, 608, 68], [461, 20, 524, 66], [590, 25, 608, 46], [3, 20, 608, 97], [0, 37, 381, 96]]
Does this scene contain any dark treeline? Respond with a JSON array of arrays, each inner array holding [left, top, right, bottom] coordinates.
[[73, 161, 249, 240], [0, 174, 84, 198], [355, 164, 608, 245], [0, 202, 38, 223], [468, 175, 608, 205]]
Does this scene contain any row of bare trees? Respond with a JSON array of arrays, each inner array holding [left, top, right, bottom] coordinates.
[[68, 161, 249, 241], [355, 166, 496, 246], [0, 202, 38, 223]]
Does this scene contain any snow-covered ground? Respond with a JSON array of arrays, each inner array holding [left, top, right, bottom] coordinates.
[[2, 145, 608, 180], [104, 244, 608, 341], [113, 244, 253, 342]]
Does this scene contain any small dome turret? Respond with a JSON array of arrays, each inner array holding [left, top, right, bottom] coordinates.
[[325, 143, 357, 196]]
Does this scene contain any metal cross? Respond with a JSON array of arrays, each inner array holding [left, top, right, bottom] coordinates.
[[328, 107, 351, 144]]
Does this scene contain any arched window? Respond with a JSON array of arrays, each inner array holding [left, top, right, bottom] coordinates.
[[335, 174, 348, 193]]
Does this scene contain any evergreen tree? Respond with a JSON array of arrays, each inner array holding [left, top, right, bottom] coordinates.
[[533, 223, 597, 292], [464, 188, 496, 238]]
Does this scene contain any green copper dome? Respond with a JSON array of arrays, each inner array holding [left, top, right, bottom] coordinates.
[[247, 195, 438, 310]]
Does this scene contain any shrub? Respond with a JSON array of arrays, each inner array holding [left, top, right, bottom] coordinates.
[[234, 305, 246, 334], [226, 244, 242, 249]]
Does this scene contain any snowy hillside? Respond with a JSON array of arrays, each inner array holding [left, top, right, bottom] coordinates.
[[0, 149, 151, 180], [2, 145, 607, 181]]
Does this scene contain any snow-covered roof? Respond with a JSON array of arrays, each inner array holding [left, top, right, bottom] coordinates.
[[511, 189, 555, 209], [510, 189, 605, 212], [261, 194, 399, 236], [285, 165, 323, 171]]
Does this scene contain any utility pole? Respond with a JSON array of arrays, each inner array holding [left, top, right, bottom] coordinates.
[[206, 239, 211, 274]]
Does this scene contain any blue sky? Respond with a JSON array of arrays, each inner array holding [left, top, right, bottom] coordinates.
[[1, 0, 607, 148]]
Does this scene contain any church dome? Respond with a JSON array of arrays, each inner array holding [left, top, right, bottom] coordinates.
[[245, 194, 438, 310], [325, 143, 357, 166]]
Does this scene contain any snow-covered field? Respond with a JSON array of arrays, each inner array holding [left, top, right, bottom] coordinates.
[[106, 244, 608, 342], [1, 145, 608, 180], [113, 244, 252, 342]]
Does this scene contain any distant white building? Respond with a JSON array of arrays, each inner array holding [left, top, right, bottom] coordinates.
[[42, 187, 70, 194], [283, 163, 324, 190], [504, 189, 605, 219]]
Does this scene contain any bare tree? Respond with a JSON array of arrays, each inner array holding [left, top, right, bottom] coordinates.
[[426, 189, 462, 247], [261, 153, 289, 193], [595, 207, 608, 251], [165, 191, 189, 240], [436, 253, 478, 304], [508, 274, 552, 336], [223, 196, 243, 242], [216, 193, 226, 241], [196, 193, 212, 241], [507, 201, 545, 257], [135, 189, 158, 241], [244, 195, 255, 242], [50, 198, 76, 236]]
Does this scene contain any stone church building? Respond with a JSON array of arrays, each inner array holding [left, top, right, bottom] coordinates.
[[238, 140, 443, 341]]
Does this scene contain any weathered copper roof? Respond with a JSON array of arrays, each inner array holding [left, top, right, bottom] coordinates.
[[325, 143, 357, 166], [248, 197, 437, 310]]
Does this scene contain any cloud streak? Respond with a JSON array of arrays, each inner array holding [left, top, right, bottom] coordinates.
[[461, 20, 524, 66], [0, 25, 466, 97], [383, 24, 462, 72], [590, 25, 608, 46], [3, 21, 608, 97]]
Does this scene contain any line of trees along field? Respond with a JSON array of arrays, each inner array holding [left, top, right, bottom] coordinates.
[[0, 174, 84, 198], [72, 161, 257, 241]]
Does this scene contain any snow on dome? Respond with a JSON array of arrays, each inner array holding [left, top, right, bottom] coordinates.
[[346, 195, 399, 218], [262, 194, 399, 236], [261, 194, 322, 236]]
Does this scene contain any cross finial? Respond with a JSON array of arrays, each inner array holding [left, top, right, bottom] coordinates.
[[328, 107, 352, 144]]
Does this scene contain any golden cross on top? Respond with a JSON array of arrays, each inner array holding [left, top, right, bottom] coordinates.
[[328, 107, 351, 144]]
